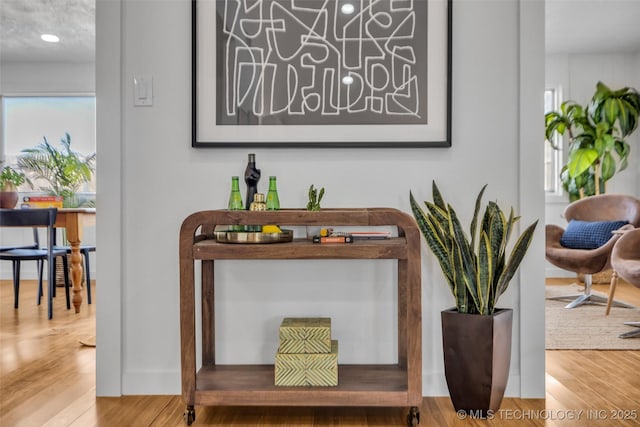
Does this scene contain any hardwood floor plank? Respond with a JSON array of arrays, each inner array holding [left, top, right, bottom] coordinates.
[[2, 279, 640, 426], [41, 388, 97, 427]]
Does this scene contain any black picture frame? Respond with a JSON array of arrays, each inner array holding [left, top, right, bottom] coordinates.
[[192, 0, 452, 148]]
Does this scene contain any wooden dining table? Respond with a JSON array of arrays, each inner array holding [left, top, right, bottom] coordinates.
[[55, 208, 96, 313]]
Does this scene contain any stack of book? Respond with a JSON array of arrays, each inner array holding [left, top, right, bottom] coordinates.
[[21, 195, 64, 208], [274, 317, 338, 387]]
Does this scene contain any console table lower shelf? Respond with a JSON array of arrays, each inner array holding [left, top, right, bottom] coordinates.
[[186, 364, 420, 425], [195, 364, 410, 405]]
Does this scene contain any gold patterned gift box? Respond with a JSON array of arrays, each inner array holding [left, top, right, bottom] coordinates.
[[275, 340, 338, 387], [278, 317, 332, 354]]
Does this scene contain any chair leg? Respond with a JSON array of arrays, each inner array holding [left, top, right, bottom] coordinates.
[[62, 255, 71, 310], [52, 257, 57, 297], [547, 274, 635, 309], [12, 260, 20, 309], [606, 271, 618, 315], [47, 256, 55, 320], [37, 260, 44, 305], [83, 250, 92, 304], [619, 322, 640, 339]]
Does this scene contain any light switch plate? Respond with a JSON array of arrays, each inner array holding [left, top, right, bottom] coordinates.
[[133, 75, 153, 106]]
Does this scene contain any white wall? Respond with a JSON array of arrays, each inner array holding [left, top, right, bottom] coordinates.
[[545, 52, 640, 277], [94, 0, 545, 399], [1, 62, 95, 94]]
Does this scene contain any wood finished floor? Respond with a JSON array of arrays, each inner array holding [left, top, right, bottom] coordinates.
[[1, 278, 639, 426]]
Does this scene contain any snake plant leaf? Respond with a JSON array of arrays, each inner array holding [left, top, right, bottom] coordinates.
[[496, 220, 538, 298], [470, 184, 487, 251], [450, 238, 472, 313], [448, 206, 481, 313], [484, 203, 502, 260], [425, 200, 449, 227], [410, 192, 454, 288], [477, 232, 493, 315], [431, 180, 446, 211], [503, 207, 517, 254]]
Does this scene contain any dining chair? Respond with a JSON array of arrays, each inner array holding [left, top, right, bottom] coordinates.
[[0, 208, 70, 319]]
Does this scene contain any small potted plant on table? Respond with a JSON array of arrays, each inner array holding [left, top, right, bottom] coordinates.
[[305, 184, 325, 239], [1, 165, 32, 208]]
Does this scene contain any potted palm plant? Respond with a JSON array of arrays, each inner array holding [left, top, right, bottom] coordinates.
[[17, 133, 96, 208], [0, 165, 32, 208], [545, 82, 640, 201], [410, 181, 537, 416]]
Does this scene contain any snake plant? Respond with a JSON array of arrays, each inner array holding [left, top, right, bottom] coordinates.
[[410, 181, 537, 315]]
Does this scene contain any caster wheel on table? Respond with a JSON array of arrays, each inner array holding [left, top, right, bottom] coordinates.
[[407, 406, 420, 426], [184, 406, 196, 425]]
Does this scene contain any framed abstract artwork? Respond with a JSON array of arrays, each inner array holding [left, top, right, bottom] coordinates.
[[192, 0, 452, 147]]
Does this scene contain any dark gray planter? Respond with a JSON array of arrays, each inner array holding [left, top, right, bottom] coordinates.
[[441, 308, 513, 417]]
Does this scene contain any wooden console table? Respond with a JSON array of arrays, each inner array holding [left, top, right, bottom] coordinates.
[[179, 208, 422, 426]]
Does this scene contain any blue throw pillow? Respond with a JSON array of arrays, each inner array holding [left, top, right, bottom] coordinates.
[[560, 220, 629, 249]]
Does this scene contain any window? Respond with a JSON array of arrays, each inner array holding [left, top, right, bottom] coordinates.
[[544, 88, 562, 196], [2, 96, 96, 192]]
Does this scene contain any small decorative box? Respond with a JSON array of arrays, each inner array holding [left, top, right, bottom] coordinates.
[[278, 317, 332, 354], [275, 340, 338, 387]]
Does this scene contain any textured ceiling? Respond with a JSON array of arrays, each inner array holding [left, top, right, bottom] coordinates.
[[0, 0, 94, 63], [0, 0, 638, 64]]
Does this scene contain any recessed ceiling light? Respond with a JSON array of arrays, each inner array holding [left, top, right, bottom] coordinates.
[[341, 3, 355, 15], [41, 34, 60, 43]]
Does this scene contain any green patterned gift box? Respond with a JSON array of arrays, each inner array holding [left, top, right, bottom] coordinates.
[[274, 340, 338, 386], [278, 317, 332, 354]]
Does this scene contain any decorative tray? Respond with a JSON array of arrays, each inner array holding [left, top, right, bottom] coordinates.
[[214, 229, 294, 244]]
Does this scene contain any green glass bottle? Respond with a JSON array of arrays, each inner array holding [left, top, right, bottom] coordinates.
[[228, 176, 244, 231], [228, 176, 244, 210], [266, 176, 280, 210]]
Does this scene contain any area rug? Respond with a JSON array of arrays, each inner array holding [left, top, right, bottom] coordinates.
[[546, 285, 640, 350]]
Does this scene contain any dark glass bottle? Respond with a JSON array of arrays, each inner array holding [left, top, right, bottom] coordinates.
[[266, 176, 280, 210], [244, 153, 261, 210]]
